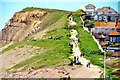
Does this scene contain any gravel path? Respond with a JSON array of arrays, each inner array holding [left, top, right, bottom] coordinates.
[[70, 29, 103, 78]]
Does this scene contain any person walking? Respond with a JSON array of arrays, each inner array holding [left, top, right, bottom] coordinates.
[[86, 62, 90, 68], [82, 53, 84, 57], [80, 54, 82, 57], [73, 56, 76, 63], [77, 56, 79, 61]]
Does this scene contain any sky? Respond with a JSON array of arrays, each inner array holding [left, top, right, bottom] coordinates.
[[0, 0, 120, 30]]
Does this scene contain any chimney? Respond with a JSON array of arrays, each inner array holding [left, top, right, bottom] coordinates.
[[115, 17, 118, 27]]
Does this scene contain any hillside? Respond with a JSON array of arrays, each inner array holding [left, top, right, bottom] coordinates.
[[0, 7, 104, 78], [0, 7, 72, 77], [1, 7, 68, 43]]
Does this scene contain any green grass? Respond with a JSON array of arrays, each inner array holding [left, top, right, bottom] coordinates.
[[21, 7, 70, 12], [7, 28, 71, 71], [2, 42, 25, 54], [29, 9, 70, 39], [106, 66, 119, 78], [40, 11, 66, 30]]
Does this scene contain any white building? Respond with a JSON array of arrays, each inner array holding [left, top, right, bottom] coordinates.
[[94, 7, 119, 21], [85, 4, 96, 16]]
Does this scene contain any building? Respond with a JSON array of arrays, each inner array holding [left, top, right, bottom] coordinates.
[[94, 7, 120, 21], [85, 4, 96, 15], [109, 24, 120, 43], [84, 4, 120, 21], [92, 22, 115, 40]]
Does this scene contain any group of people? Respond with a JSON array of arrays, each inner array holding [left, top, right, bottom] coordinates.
[[73, 56, 81, 65], [68, 53, 91, 68], [68, 55, 81, 66], [68, 31, 91, 68]]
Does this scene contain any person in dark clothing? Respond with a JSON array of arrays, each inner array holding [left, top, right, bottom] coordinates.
[[83, 53, 84, 57], [86, 62, 90, 68], [73, 56, 76, 64], [77, 56, 79, 61], [76, 60, 81, 65], [68, 61, 73, 66], [80, 54, 82, 57]]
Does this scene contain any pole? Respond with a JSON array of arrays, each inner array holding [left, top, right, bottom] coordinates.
[[104, 50, 106, 80]]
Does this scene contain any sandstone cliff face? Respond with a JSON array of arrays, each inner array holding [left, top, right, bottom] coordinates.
[[1, 9, 48, 42]]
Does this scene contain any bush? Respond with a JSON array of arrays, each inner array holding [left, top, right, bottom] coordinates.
[[85, 20, 94, 28], [73, 9, 86, 17]]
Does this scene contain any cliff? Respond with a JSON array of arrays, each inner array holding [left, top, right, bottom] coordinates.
[[1, 8, 48, 42]]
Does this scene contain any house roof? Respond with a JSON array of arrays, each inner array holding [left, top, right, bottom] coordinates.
[[94, 22, 115, 28], [98, 13, 120, 16], [109, 24, 120, 35], [85, 4, 96, 9], [94, 7, 117, 13], [98, 14, 108, 16]]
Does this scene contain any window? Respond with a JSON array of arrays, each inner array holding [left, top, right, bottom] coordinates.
[[117, 29, 120, 32], [89, 12, 92, 14], [110, 37, 113, 42], [105, 28, 108, 30], [97, 28, 102, 32], [108, 12, 112, 14], [110, 28, 114, 31], [95, 12, 98, 15], [99, 16, 102, 20]]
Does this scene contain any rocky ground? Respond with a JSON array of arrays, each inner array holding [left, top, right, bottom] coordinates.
[[0, 45, 43, 72], [1, 65, 102, 78]]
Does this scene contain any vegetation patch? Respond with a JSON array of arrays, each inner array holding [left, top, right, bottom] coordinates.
[[21, 7, 70, 12], [8, 28, 71, 71]]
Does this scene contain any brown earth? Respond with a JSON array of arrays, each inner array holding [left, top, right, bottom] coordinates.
[[1, 9, 48, 43]]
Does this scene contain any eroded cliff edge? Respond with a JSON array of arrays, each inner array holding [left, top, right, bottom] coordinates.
[[1, 8, 48, 42]]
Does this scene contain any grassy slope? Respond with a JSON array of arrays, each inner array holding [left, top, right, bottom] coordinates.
[[3, 7, 117, 78], [2, 8, 69, 54], [2, 8, 104, 72], [21, 7, 69, 12], [1, 8, 71, 71], [8, 28, 71, 71]]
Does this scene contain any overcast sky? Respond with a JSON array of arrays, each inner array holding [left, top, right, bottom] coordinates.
[[0, 0, 120, 30]]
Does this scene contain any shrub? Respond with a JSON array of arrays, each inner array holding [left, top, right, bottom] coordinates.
[[73, 9, 86, 16], [85, 20, 94, 29]]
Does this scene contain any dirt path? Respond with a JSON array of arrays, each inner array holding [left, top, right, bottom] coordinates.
[[70, 29, 103, 78]]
